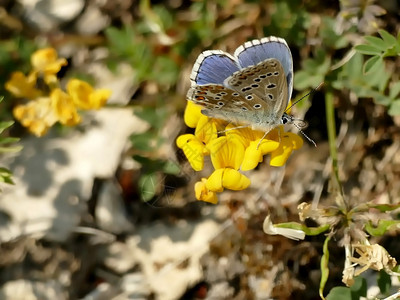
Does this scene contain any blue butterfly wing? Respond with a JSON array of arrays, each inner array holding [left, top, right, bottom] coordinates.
[[234, 37, 293, 102], [189, 50, 240, 86]]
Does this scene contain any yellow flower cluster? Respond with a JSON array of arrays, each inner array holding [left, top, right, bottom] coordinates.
[[5, 48, 111, 136], [177, 101, 303, 204]]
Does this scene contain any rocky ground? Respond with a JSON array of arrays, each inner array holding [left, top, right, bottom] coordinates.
[[1, 1, 400, 299]]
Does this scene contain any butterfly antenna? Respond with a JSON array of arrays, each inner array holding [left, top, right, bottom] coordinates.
[[292, 121, 317, 147], [285, 82, 324, 113]]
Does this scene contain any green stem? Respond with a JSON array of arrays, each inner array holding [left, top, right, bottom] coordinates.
[[325, 90, 346, 209]]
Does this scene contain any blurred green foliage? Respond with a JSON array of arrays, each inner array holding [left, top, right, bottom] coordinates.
[[354, 30, 400, 115], [130, 104, 180, 202], [266, 0, 310, 46], [326, 277, 367, 300], [105, 0, 221, 88], [0, 97, 22, 188], [134, 155, 180, 202]]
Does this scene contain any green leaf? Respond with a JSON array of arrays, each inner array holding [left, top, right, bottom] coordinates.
[[320, 236, 331, 299], [162, 160, 180, 175], [389, 81, 400, 99], [294, 71, 324, 90], [319, 16, 349, 49], [378, 30, 397, 48], [363, 55, 382, 74], [370, 203, 400, 211], [0, 121, 14, 134], [133, 106, 168, 130], [326, 287, 352, 300], [0, 145, 23, 153], [362, 54, 390, 92], [350, 276, 367, 298], [326, 277, 366, 300], [0, 167, 15, 185], [294, 50, 331, 90], [365, 219, 400, 236], [133, 155, 179, 175], [275, 222, 330, 236], [354, 44, 382, 56], [130, 131, 156, 152], [353, 202, 400, 213], [364, 36, 388, 51], [389, 82, 400, 99], [138, 172, 159, 202], [133, 155, 166, 173], [345, 52, 364, 78], [377, 269, 391, 294], [152, 55, 180, 86], [373, 93, 391, 106], [0, 137, 20, 145], [389, 99, 400, 116], [106, 25, 137, 57]]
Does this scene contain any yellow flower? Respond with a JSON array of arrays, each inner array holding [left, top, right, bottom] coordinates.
[[269, 127, 304, 167], [176, 115, 218, 171], [195, 115, 218, 150], [206, 136, 250, 192], [176, 99, 304, 204], [67, 79, 111, 110], [184, 101, 203, 128], [31, 48, 67, 85], [184, 100, 228, 130], [225, 124, 281, 171], [206, 168, 251, 192], [13, 97, 57, 137], [195, 178, 218, 204], [50, 88, 81, 126], [208, 136, 244, 169], [6, 48, 111, 136], [176, 134, 206, 171], [5, 71, 41, 99]]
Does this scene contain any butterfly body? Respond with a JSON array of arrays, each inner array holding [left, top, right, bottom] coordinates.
[[187, 37, 293, 134]]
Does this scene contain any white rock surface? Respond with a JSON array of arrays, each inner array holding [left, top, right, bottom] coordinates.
[[0, 279, 66, 300], [18, 0, 85, 31], [0, 108, 147, 242], [126, 219, 220, 300]]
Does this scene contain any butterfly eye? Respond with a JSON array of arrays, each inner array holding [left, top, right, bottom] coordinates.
[[267, 83, 276, 89], [267, 94, 274, 100], [267, 73, 273, 77], [253, 104, 262, 109], [217, 101, 224, 106], [232, 93, 240, 96], [254, 78, 261, 82], [241, 107, 248, 111], [251, 84, 259, 88], [220, 92, 227, 95], [259, 75, 267, 79], [245, 95, 253, 100]]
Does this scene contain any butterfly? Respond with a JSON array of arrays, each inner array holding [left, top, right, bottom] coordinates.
[[187, 36, 294, 137]]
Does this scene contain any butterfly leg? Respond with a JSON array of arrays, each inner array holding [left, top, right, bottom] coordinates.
[[256, 129, 275, 150], [218, 124, 250, 134]]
